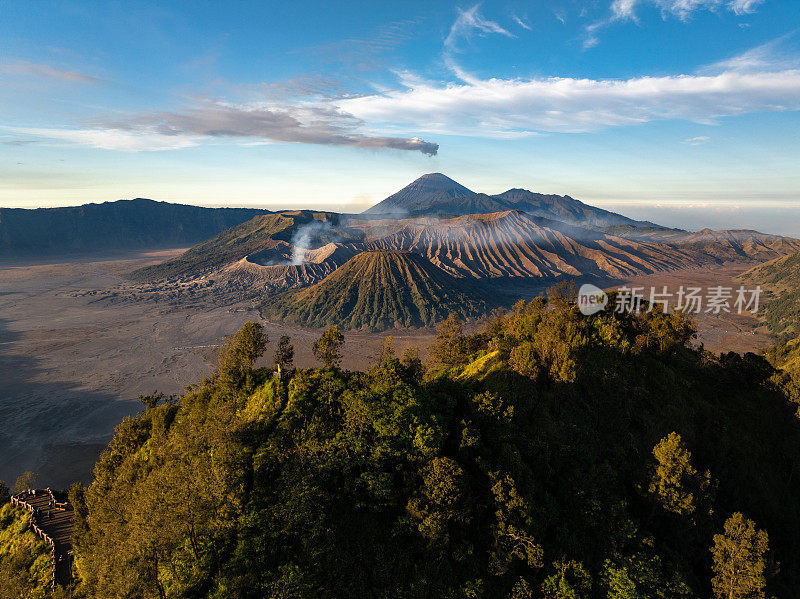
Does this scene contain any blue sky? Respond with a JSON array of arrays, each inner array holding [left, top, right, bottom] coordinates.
[[1, 0, 799, 234]]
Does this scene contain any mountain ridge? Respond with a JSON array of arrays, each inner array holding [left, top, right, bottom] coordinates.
[[362, 173, 655, 229], [0, 198, 272, 259]]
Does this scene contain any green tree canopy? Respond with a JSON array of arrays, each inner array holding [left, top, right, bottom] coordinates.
[[429, 313, 466, 368], [217, 321, 268, 391], [648, 431, 712, 516], [313, 325, 345, 368], [273, 334, 294, 371], [31, 306, 800, 598], [711, 512, 770, 599], [13, 471, 38, 493]]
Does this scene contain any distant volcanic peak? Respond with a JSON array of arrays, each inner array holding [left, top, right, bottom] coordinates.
[[494, 188, 537, 199], [361, 174, 652, 229], [362, 173, 476, 215], [406, 173, 475, 194]]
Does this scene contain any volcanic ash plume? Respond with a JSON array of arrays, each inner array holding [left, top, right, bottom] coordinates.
[[290, 220, 336, 265]]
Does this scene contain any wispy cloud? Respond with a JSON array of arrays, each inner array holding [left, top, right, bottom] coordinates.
[[3, 126, 202, 151], [444, 5, 515, 83], [340, 60, 800, 136], [682, 136, 711, 145], [444, 5, 514, 50], [512, 15, 532, 31], [702, 31, 799, 73], [0, 60, 103, 84], [730, 0, 766, 15], [236, 73, 356, 102], [8, 101, 439, 155], [585, 0, 768, 48], [1, 138, 40, 146], [297, 17, 421, 74]]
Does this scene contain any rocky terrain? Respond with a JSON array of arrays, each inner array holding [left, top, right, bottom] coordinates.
[[115, 206, 800, 318]]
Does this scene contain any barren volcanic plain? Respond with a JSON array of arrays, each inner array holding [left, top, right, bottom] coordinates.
[[0, 250, 437, 488]]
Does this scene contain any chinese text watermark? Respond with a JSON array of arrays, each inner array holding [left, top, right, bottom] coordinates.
[[577, 284, 761, 316]]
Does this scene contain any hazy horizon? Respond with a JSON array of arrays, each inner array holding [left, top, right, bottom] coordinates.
[[3, 179, 800, 237]]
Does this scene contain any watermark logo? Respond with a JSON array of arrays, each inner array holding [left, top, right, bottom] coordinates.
[[575, 284, 762, 316], [613, 285, 761, 315], [577, 283, 608, 315]]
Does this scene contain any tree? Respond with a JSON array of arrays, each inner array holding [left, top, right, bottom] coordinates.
[[711, 513, 770, 599], [648, 432, 712, 516], [542, 558, 591, 599], [13, 471, 38, 493], [509, 341, 542, 378], [313, 326, 345, 368], [0, 480, 8, 502], [643, 307, 697, 353], [138, 391, 167, 410], [406, 457, 470, 547], [377, 336, 395, 365], [547, 279, 578, 310], [274, 334, 295, 371], [429, 314, 466, 368], [217, 321, 268, 391], [401, 346, 425, 383]]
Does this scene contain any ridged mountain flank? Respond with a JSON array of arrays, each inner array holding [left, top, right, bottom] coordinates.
[[261, 250, 495, 331]]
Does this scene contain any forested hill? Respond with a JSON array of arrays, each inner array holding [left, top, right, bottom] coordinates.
[[0, 199, 271, 258], [29, 300, 799, 598]]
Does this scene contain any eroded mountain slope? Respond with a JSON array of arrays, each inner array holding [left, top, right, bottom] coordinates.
[[262, 250, 495, 330]]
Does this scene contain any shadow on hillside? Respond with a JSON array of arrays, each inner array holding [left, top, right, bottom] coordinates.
[[0, 317, 136, 490]]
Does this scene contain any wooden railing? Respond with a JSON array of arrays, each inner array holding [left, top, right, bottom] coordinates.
[[10, 488, 72, 590]]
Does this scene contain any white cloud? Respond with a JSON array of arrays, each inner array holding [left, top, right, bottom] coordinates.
[[611, 0, 641, 21], [443, 5, 514, 82], [512, 15, 532, 31], [444, 5, 514, 51], [703, 32, 799, 73], [585, 0, 767, 47], [339, 67, 800, 136], [729, 0, 766, 15], [682, 136, 711, 145]]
